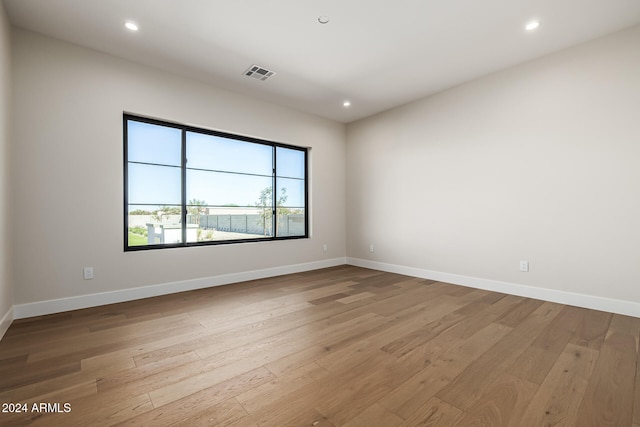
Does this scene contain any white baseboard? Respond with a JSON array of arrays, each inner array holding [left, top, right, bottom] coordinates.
[[13, 257, 347, 320], [347, 257, 640, 318], [0, 305, 13, 341], [11, 256, 640, 321]]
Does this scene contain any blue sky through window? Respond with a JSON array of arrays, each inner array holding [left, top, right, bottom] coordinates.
[[127, 120, 305, 211]]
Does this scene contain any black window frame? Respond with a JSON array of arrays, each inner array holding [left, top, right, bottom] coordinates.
[[124, 113, 309, 251]]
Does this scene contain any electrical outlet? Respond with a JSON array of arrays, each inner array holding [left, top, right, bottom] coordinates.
[[323, 244, 327, 253], [83, 267, 94, 280], [519, 260, 529, 272], [369, 244, 374, 253]]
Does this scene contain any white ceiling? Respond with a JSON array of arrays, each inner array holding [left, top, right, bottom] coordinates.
[[3, 0, 640, 123]]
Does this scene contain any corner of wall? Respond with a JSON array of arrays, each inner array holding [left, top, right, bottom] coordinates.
[[0, 0, 14, 342]]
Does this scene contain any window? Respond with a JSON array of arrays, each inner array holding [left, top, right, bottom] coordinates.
[[124, 114, 308, 250]]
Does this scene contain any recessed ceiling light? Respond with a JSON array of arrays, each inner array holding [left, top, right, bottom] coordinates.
[[343, 100, 351, 107], [525, 20, 540, 31], [318, 16, 330, 24], [124, 21, 139, 31]]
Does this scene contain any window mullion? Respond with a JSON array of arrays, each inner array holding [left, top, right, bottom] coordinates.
[[272, 147, 277, 238], [181, 130, 187, 244]]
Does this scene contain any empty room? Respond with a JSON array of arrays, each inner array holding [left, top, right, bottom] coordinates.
[[1, 0, 639, 426]]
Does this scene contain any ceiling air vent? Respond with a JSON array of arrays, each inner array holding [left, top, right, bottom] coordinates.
[[243, 64, 275, 81]]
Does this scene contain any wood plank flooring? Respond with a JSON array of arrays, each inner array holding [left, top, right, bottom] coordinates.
[[0, 265, 639, 426]]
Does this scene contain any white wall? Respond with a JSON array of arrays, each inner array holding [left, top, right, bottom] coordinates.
[[347, 25, 640, 315], [0, 3, 13, 337], [8, 22, 640, 321], [11, 29, 346, 315]]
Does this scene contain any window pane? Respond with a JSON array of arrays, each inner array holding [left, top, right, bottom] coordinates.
[[124, 114, 307, 251], [127, 204, 183, 246], [186, 169, 272, 207], [127, 120, 181, 166], [277, 208, 306, 237], [276, 177, 305, 208], [128, 163, 181, 205], [186, 132, 272, 175], [276, 146, 305, 179]]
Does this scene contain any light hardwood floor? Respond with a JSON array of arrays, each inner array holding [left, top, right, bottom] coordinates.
[[0, 265, 639, 426]]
